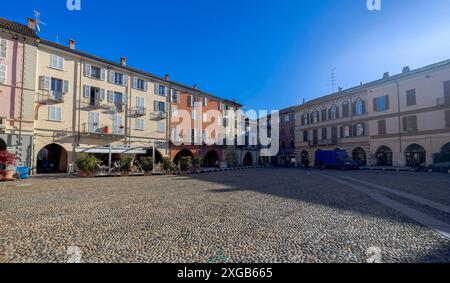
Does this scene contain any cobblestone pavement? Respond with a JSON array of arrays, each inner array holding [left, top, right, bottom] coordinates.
[[0, 168, 449, 263]]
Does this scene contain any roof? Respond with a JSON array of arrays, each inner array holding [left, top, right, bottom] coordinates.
[[39, 40, 242, 107], [0, 17, 38, 38], [294, 59, 450, 111]]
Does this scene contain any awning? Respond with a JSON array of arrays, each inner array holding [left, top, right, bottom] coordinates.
[[75, 147, 147, 154]]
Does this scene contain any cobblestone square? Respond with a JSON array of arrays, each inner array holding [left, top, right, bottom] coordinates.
[[0, 169, 449, 263]]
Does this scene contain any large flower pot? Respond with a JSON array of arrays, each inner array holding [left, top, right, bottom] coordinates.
[[1, 170, 15, 181]]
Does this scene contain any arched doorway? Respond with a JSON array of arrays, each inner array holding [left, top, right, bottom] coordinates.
[[37, 144, 68, 173], [405, 144, 426, 167], [352, 147, 367, 166], [376, 146, 393, 166], [0, 138, 6, 151], [243, 152, 253, 166], [441, 142, 450, 154], [173, 149, 194, 165], [203, 150, 219, 168]]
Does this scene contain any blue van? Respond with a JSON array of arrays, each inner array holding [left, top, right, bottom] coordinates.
[[315, 150, 358, 170]]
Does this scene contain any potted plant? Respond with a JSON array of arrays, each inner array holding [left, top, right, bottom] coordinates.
[[119, 156, 134, 176], [162, 157, 175, 175], [0, 150, 16, 181], [104, 126, 109, 134], [179, 156, 192, 176], [75, 154, 99, 177], [140, 157, 154, 176], [192, 156, 203, 173]]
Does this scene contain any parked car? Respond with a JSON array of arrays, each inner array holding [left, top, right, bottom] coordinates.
[[315, 150, 358, 170]]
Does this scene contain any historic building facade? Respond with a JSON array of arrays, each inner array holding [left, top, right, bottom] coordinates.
[[0, 18, 38, 168], [294, 61, 450, 168]]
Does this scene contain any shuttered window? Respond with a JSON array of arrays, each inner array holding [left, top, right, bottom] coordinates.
[[154, 101, 165, 112], [48, 106, 62, 121], [0, 38, 6, 58], [157, 121, 166, 133], [50, 54, 64, 70], [0, 64, 6, 84], [406, 89, 416, 106], [135, 119, 144, 131], [378, 120, 386, 135], [374, 96, 389, 111], [402, 116, 418, 132]]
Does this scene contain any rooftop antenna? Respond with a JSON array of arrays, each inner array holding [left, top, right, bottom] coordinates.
[[33, 10, 46, 33], [329, 67, 337, 94]]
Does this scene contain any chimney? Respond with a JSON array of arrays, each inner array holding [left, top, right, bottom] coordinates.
[[383, 72, 390, 79], [165, 74, 170, 81], [338, 87, 343, 92], [27, 18, 36, 31], [402, 66, 410, 73], [194, 84, 198, 90], [69, 39, 76, 50], [120, 57, 127, 66]]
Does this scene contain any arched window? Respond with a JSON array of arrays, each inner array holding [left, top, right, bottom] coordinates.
[[330, 106, 337, 120], [355, 99, 364, 115], [355, 123, 365, 137], [312, 111, 319, 123]]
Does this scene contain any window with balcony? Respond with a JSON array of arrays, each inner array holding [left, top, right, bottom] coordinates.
[[83, 86, 105, 107], [0, 64, 6, 84], [154, 84, 166, 96], [50, 54, 64, 70], [51, 78, 64, 100], [406, 89, 416, 106], [48, 106, 62, 121], [154, 101, 166, 113]]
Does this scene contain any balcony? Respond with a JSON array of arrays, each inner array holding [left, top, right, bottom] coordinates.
[[79, 100, 114, 112], [129, 107, 147, 118], [437, 97, 450, 107], [149, 111, 166, 121], [36, 91, 64, 104], [80, 123, 125, 138]]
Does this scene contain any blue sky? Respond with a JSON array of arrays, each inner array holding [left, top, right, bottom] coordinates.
[[3, 0, 450, 110]]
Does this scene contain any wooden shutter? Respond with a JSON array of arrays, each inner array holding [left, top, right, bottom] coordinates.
[[402, 116, 408, 131], [84, 64, 91, 77], [63, 80, 69, 94], [108, 70, 115, 83], [0, 38, 6, 58], [133, 77, 138, 89], [0, 64, 6, 84], [123, 75, 129, 86], [100, 68, 106, 81], [100, 89, 105, 101], [107, 90, 114, 102], [40, 76, 51, 91], [83, 85, 90, 98]]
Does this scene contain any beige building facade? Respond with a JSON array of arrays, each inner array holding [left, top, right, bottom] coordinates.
[[295, 60, 450, 168]]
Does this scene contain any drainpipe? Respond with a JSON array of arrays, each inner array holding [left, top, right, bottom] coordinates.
[[17, 37, 26, 166], [396, 79, 402, 165]]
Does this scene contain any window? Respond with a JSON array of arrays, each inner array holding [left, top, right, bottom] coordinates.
[[135, 119, 144, 131], [203, 97, 208, 107], [154, 101, 166, 113], [155, 84, 166, 96], [446, 110, 450, 128], [48, 106, 62, 121], [343, 126, 350, 138], [157, 121, 166, 133], [88, 112, 100, 133], [114, 92, 123, 111], [378, 120, 387, 135], [355, 123, 364, 137], [0, 38, 6, 58], [290, 127, 294, 135], [374, 96, 389, 112], [170, 90, 178, 103], [289, 113, 294, 121], [342, 102, 350, 118], [84, 64, 105, 80], [354, 99, 364, 115], [0, 64, 6, 84], [109, 70, 128, 86], [303, 131, 309, 142], [290, 140, 295, 149], [321, 128, 328, 141], [171, 106, 178, 117], [312, 111, 319, 123], [284, 114, 290, 123], [51, 78, 63, 99], [330, 106, 338, 120], [192, 109, 198, 120], [187, 96, 194, 107], [331, 127, 338, 144], [321, 109, 327, 122], [50, 54, 64, 70], [133, 77, 147, 91], [281, 129, 285, 137], [302, 114, 309, 125], [406, 89, 416, 106], [403, 115, 418, 132], [313, 129, 318, 145]]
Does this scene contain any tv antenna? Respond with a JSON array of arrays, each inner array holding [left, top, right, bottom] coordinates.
[[329, 67, 337, 93], [33, 10, 46, 33]]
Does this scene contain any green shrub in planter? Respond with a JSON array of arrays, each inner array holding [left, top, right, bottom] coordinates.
[[192, 156, 203, 171], [76, 154, 99, 176], [162, 157, 175, 174], [120, 156, 134, 173], [140, 157, 154, 173], [179, 156, 192, 172]]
